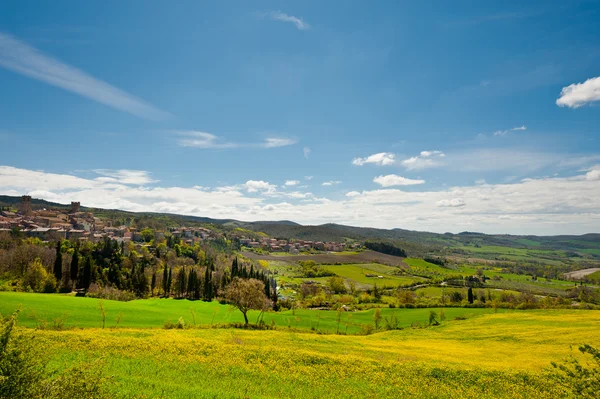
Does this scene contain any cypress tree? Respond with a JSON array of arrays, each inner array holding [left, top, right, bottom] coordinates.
[[231, 257, 238, 278], [70, 248, 79, 283], [53, 240, 63, 282], [162, 263, 168, 296], [167, 268, 172, 295], [82, 256, 92, 290], [151, 271, 157, 294], [178, 268, 187, 298], [467, 287, 474, 304]]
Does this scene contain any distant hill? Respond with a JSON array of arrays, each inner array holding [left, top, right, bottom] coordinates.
[[1, 194, 598, 256]]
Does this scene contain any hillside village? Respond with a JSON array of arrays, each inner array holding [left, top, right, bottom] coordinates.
[[0, 196, 354, 253]]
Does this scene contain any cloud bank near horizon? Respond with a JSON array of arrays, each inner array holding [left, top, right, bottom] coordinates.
[[1, 165, 599, 235]]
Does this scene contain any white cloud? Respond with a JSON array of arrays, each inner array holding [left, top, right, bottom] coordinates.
[[352, 152, 396, 166], [263, 137, 297, 148], [322, 181, 341, 186], [373, 174, 425, 187], [176, 131, 297, 149], [556, 76, 600, 108], [401, 150, 445, 170], [303, 146, 311, 159], [493, 125, 528, 136], [92, 169, 157, 185], [436, 198, 466, 207], [304, 176, 313, 180], [244, 180, 277, 193], [284, 180, 300, 186], [584, 165, 600, 181], [266, 11, 310, 30], [0, 32, 168, 120], [2, 165, 600, 235]]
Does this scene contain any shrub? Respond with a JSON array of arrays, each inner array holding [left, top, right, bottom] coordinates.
[[0, 310, 110, 398], [22, 258, 48, 293], [86, 283, 136, 302], [551, 344, 600, 398]]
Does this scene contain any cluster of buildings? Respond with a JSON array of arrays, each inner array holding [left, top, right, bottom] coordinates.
[[238, 237, 358, 254], [1, 196, 355, 254], [0, 196, 102, 241], [0, 196, 219, 246]]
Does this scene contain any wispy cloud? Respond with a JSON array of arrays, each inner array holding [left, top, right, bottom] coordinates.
[[92, 169, 158, 185], [493, 125, 527, 136], [556, 76, 600, 108], [401, 150, 445, 170], [303, 146, 311, 159], [264, 11, 310, 30], [284, 180, 300, 186], [322, 180, 341, 186], [0, 32, 169, 120], [352, 152, 396, 166], [176, 131, 297, 149], [373, 174, 425, 187]]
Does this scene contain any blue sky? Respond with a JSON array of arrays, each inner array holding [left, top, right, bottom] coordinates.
[[1, 1, 600, 234]]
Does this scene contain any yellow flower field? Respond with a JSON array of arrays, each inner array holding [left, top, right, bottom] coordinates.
[[23, 309, 600, 398]]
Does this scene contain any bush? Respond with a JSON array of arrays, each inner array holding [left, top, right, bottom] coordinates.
[[22, 258, 48, 293], [0, 310, 110, 398], [551, 344, 600, 398], [86, 283, 136, 302]]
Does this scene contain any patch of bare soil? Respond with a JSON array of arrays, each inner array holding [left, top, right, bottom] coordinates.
[[241, 250, 408, 267], [563, 268, 600, 280]]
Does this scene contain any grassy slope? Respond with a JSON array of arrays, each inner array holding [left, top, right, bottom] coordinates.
[[320, 263, 424, 288], [1, 292, 495, 333], [24, 310, 600, 398]]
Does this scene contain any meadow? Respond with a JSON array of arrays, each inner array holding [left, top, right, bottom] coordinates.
[[15, 308, 600, 398], [0, 292, 495, 333]]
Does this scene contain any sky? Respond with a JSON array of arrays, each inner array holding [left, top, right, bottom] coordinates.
[[1, 1, 600, 235]]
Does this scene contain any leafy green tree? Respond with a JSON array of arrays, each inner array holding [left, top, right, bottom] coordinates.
[[22, 258, 48, 292], [328, 276, 347, 294], [372, 283, 382, 301], [140, 228, 154, 243], [53, 240, 62, 282], [224, 278, 270, 325]]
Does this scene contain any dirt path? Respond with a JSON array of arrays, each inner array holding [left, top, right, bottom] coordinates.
[[564, 268, 600, 280]]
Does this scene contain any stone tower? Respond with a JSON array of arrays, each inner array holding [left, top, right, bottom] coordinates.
[[70, 201, 81, 213], [20, 195, 33, 216]]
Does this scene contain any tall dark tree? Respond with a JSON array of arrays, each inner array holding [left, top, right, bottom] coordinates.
[[81, 256, 92, 290], [70, 248, 79, 283], [203, 266, 213, 301], [151, 271, 157, 293], [53, 241, 62, 282], [231, 257, 238, 278], [162, 263, 168, 296], [177, 268, 187, 298], [167, 268, 172, 296], [467, 287, 474, 304]]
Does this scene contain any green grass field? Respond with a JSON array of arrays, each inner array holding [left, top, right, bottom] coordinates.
[[321, 263, 424, 288], [1, 292, 495, 334], [15, 308, 600, 398], [5, 292, 600, 398]]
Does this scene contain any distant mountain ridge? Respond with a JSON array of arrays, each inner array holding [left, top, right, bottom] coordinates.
[[1, 195, 598, 252]]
